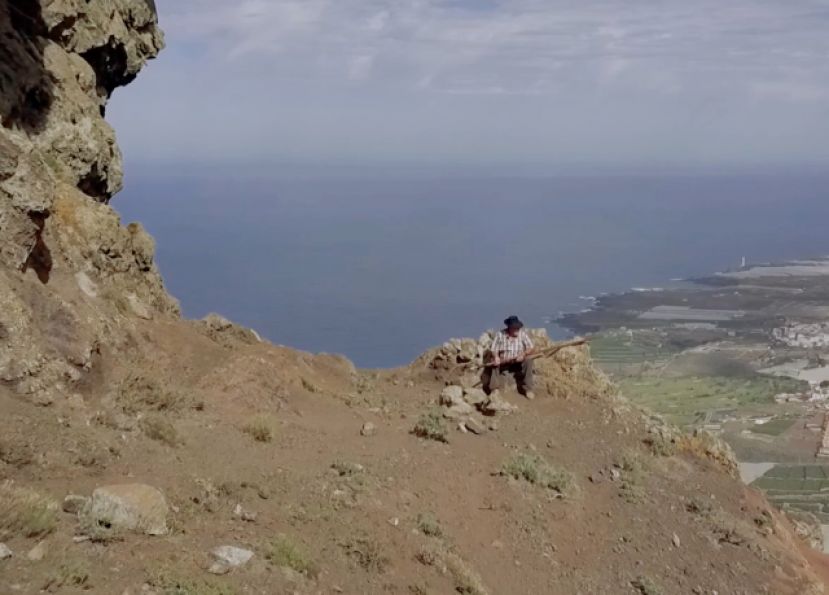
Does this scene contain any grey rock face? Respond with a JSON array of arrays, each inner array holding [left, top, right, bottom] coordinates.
[[0, 1, 179, 403]]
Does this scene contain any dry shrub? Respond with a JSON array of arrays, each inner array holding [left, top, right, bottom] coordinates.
[[148, 568, 236, 595], [242, 416, 274, 443], [341, 536, 390, 573], [416, 544, 489, 595], [0, 481, 58, 539], [43, 559, 90, 592], [501, 452, 577, 497], [416, 512, 443, 538], [265, 534, 319, 578], [117, 373, 187, 415], [140, 414, 180, 447], [677, 430, 739, 478]]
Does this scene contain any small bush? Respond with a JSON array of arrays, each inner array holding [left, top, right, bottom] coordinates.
[[140, 415, 180, 447], [416, 512, 443, 538], [118, 373, 186, 414], [341, 537, 390, 573], [0, 481, 58, 539], [243, 416, 274, 443], [413, 410, 448, 443], [266, 534, 319, 578], [416, 545, 489, 595], [631, 576, 662, 595], [43, 560, 90, 592], [148, 569, 236, 595], [501, 452, 576, 496]]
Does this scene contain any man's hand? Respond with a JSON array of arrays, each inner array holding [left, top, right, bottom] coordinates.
[[492, 356, 501, 367]]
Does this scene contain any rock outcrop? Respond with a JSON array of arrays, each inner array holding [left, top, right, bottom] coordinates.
[[0, 0, 176, 405]]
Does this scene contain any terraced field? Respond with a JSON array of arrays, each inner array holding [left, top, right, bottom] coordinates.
[[753, 465, 829, 522], [589, 331, 673, 372], [617, 375, 806, 427]]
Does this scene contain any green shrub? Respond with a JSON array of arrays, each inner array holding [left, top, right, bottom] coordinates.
[[501, 452, 577, 496], [140, 414, 180, 447], [266, 534, 318, 578], [416, 512, 443, 538], [413, 410, 448, 443]]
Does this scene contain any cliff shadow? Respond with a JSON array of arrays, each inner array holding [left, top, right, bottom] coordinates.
[[0, 0, 55, 134]]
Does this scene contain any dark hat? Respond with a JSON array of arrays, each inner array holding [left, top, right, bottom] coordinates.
[[504, 315, 524, 329]]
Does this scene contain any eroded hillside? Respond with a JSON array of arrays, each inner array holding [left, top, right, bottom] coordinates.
[[0, 2, 826, 593]]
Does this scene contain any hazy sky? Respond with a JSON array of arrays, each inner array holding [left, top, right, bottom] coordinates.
[[109, 0, 829, 170]]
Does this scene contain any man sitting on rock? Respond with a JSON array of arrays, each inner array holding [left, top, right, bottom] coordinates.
[[483, 315, 536, 400]]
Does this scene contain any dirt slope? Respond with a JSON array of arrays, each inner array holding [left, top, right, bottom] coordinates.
[[0, 316, 825, 594]]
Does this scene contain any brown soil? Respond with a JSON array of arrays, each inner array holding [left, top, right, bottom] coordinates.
[[0, 317, 826, 594]]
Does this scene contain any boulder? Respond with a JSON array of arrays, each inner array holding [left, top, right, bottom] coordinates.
[[83, 484, 169, 536], [481, 394, 517, 415], [463, 417, 487, 435], [463, 388, 488, 406], [439, 385, 465, 407], [209, 545, 254, 575], [443, 402, 475, 420], [0, 543, 12, 560]]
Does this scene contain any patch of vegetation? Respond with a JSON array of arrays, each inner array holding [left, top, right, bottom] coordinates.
[[416, 512, 443, 538], [117, 373, 187, 415], [631, 576, 662, 595], [500, 452, 577, 497], [301, 377, 319, 393], [140, 414, 180, 447], [331, 460, 364, 476], [644, 430, 677, 457], [43, 560, 90, 592], [617, 448, 649, 504], [148, 569, 236, 595], [0, 437, 34, 468], [341, 536, 390, 573], [412, 410, 448, 443], [242, 415, 274, 443], [416, 545, 489, 595], [266, 534, 319, 578], [0, 481, 58, 539], [686, 496, 715, 517]]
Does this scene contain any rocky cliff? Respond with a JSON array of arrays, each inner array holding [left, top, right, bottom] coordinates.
[[0, 0, 177, 406], [0, 2, 827, 594]]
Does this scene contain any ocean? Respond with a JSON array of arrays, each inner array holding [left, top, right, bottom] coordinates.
[[114, 166, 829, 368]]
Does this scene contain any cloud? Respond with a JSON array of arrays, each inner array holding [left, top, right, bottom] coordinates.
[[107, 0, 829, 167], [159, 0, 829, 96]]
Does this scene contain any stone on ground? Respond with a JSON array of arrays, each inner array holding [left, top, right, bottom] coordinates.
[[463, 387, 488, 406], [209, 545, 254, 574], [26, 541, 47, 561], [84, 484, 169, 536], [439, 385, 465, 407], [0, 543, 12, 560], [443, 402, 475, 420], [360, 421, 377, 437], [463, 417, 487, 435], [482, 393, 517, 414]]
